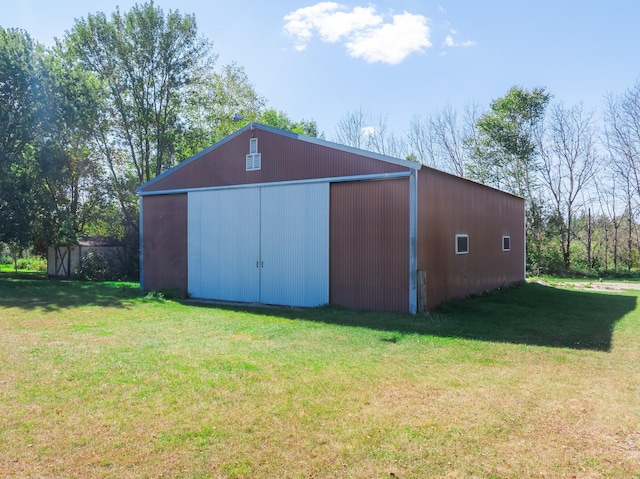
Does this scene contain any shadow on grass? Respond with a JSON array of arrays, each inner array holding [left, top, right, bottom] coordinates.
[[2, 277, 636, 351], [0, 276, 143, 311], [185, 282, 637, 352]]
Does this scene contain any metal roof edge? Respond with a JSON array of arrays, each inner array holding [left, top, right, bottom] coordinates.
[[136, 122, 421, 195], [138, 171, 412, 196], [419, 164, 526, 201], [244, 123, 420, 170], [262, 125, 422, 170], [136, 123, 254, 194]]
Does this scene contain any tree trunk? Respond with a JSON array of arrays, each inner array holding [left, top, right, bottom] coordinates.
[[586, 208, 592, 268]]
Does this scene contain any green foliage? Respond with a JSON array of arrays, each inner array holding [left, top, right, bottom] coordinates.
[[16, 256, 47, 272], [467, 86, 555, 276], [467, 85, 551, 198], [0, 27, 108, 250], [0, 28, 43, 247], [0, 244, 9, 264], [65, 1, 214, 184], [259, 109, 323, 137], [175, 62, 267, 157], [34, 46, 104, 245], [74, 252, 124, 282], [145, 288, 190, 301]]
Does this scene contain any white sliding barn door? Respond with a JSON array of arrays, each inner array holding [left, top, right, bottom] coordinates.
[[260, 183, 329, 307], [188, 183, 329, 307], [188, 188, 260, 302]]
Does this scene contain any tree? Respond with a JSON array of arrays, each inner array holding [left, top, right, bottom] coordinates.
[[466, 86, 551, 271], [0, 28, 42, 248], [605, 81, 640, 200], [538, 103, 600, 268], [467, 86, 551, 199], [334, 107, 369, 148], [34, 46, 106, 245], [334, 107, 405, 157], [407, 102, 480, 175], [260, 109, 322, 137], [65, 2, 214, 185], [63, 1, 216, 246], [604, 80, 640, 271], [177, 62, 267, 157], [406, 114, 437, 166], [595, 168, 625, 270]]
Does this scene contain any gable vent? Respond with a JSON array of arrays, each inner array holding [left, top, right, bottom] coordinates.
[[246, 138, 261, 171]]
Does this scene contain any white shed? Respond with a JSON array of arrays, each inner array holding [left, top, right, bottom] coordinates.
[[47, 237, 124, 278]]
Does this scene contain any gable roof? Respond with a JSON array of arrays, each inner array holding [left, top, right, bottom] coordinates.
[[137, 122, 420, 195]]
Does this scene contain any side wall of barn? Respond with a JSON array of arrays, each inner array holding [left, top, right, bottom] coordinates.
[[417, 168, 526, 309]]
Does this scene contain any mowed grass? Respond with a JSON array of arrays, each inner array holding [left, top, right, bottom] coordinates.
[[1, 278, 639, 478]]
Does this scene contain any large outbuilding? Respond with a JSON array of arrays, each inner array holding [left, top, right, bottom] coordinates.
[[137, 123, 525, 313]]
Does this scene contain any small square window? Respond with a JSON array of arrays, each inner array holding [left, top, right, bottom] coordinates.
[[456, 234, 469, 255], [502, 236, 511, 252]]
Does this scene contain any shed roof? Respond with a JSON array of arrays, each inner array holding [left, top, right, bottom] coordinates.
[[78, 236, 123, 247]]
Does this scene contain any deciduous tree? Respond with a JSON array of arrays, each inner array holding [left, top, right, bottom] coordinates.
[[467, 86, 551, 199], [65, 2, 214, 186], [538, 103, 600, 268], [0, 28, 42, 247], [260, 109, 322, 137]]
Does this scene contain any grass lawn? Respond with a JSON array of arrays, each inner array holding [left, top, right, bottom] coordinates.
[[0, 264, 46, 277], [1, 277, 639, 478]]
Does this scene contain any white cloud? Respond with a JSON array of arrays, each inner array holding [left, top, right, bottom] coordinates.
[[346, 12, 432, 64], [443, 30, 476, 48], [283, 3, 432, 64], [318, 6, 382, 42], [283, 2, 341, 51]]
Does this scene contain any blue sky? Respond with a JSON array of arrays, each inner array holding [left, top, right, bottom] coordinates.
[[4, 1, 640, 138]]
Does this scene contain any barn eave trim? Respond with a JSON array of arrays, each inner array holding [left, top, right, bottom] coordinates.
[[136, 123, 421, 195], [137, 171, 413, 197]]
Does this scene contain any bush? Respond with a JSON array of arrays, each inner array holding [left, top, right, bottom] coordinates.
[[74, 252, 123, 282], [0, 244, 10, 264], [145, 288, 190, 300], [16, 256, 47, 272]]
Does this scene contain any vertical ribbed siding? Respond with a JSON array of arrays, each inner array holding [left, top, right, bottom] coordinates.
[[188, 188, 261, 302], [142, 194, 188, 292], [187, 184, 329, 307], [330, 179, 410, 313], [260, 183, 329, 307], [144, 129, 409, 192], [418, 168, 526, 308]]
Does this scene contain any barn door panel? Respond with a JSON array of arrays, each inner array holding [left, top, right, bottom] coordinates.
[[260, 183, 329, 307], [188, 188, 260, 302]]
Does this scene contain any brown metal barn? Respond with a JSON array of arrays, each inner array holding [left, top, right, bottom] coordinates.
[[137, 123, 525, 313]]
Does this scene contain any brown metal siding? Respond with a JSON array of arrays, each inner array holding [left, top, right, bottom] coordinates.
[[142, 194, 188, 292], [418, 168, 525, 308], [143, 129, 409, 192], [330, 179, 410, 312]]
